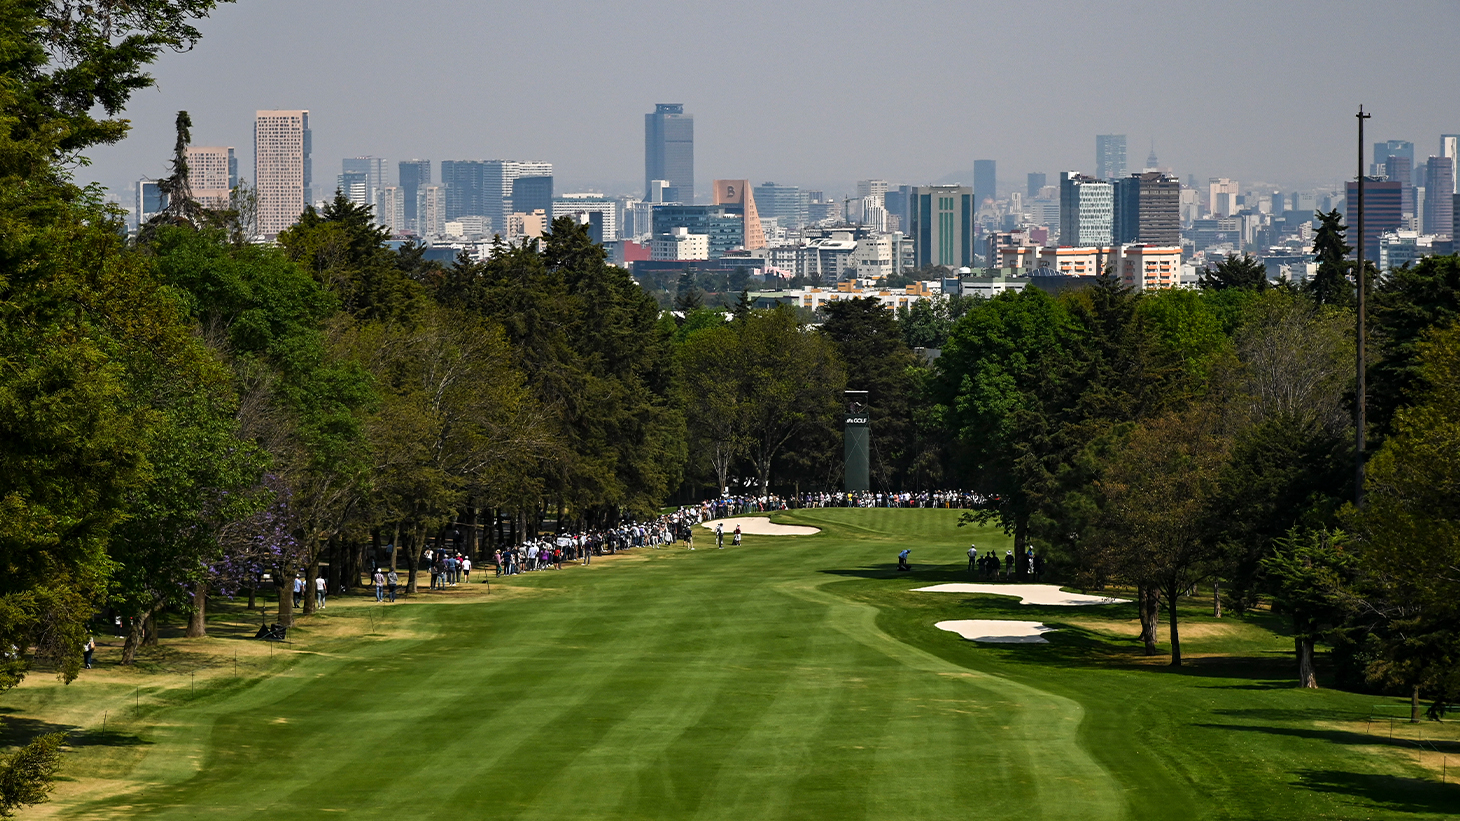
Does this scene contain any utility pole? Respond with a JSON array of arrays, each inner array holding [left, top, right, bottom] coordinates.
[[1355, 105, 1371, 508]]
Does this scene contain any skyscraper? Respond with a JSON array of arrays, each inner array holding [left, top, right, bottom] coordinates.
[[1346, 178, 1403, 261], [645, 103, 694, 204], [511, 175, 554, 219], [254, 110, 311, 236], [1442, 136, 1460, 194], [1384, 154, 1415, 217], [342, 156, 386, 208], [378, 186, 405, 233], [186, 145, 234, 209], [440, 160, 488, 220], [909, 185, 974, 269], [1027, 172, 1046, 197], [398, 160, 430, 229], [712, 180, 765, 249], [973, 160, 996, 210], [753, 182, 806, 231], [486, 160, 552, 233], [416, 184, 446, 236], [336, 170, 369, 206], [1373, 140, 1414, 175], [1095, 135, 1127, 180], [1424, 156, 1454, 236], [1114, 172, 1180, 245], [1059, 172, 1114, 246]]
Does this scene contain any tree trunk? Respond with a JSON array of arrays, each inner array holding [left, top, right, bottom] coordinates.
[[1138, 585, 1160, 656], [302, 555, 320, 616], [1411, 684, 1422, 723], [1166, 586, 1182, 667], [121, 610, 154, 664], [406, 525, 422, 594], [142, 613, 159, 646], [246, 578, 257, 610], [1212, 579, 1222, 618], [1013, 514, 1030, 581], [1296, 636, 1318, 689], [185, 585, 207, 638], [276, 562, 295, 628]]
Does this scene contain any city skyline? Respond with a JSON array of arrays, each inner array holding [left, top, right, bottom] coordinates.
[[80, 0, 1459, 203]]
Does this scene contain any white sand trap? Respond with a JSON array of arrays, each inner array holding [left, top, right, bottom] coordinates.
[[913, 583, 1120, 606], [698, 517, 820, 536], [936, 620, 1057, 643]]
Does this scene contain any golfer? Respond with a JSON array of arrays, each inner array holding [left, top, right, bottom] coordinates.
[[967, 544, 978, 573], [897, 549, 911, 571]]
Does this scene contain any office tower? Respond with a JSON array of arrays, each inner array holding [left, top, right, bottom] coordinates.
[[885, 185, 914, 232], [398, 159, 430, 229], [1373, 140, 1414, 174], [1454, 192, 1459, 242], [440, 160, 487, 220], [378, 186, 405, 233], [753, 182, 806, 231], [973, 160, 996, 209], [1208, 178, 1239, 217], [1346, 178, 1403, 260], [712, 180, 765, 249], [416, 184, 446, 236], [1059, 172, 1114, 247], [342, 156, 386, 203], [551, 194, 617, 243], [336, 170, 369, 206], [511, 175, 553, 217], [254, 109, 311, 236], [1384, 155, 1415, 216], [647, 179, 673, 204], [645, 103, 694, 203], [651, 204, 744, 258], [1027, 173, 1046, 198], [856, 180, 890, 200], [469, 160, 552, 233], [1424, 156, 1454, 236], [1441, 136, 1459, 192], [1114, 172, 1180, 245], [134, 179, 166, 227], [186, 145, 234, 208], [908, 185, 974, 269], [1095, 135, 1127, 180]]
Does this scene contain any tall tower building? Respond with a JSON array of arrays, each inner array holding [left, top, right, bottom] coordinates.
[[1443, 136, 1460, 194], [416, 184, 446, 236], [486, 160, 552, 233], [712, 180, 765, 249], [1095, 135, 1127, 180], [973, 160, 996, 210], [378, 186, 405, 233], [1347, 178, 1403, 260], [753, 182, 806, 231], [1114, 172, 1180, 246], [440, 160, 488, 221], [1208, 178, 1240, 217], [909, 185, 974, 269], [186, 145, 234, 209], [1059, 172, 1114, 247], [342, 156, 386, 207], [511, 174, 554, 219], [398, 160, 430, 229], [254, 110, 311, 236], [1424, 156, 1454, 236], [1384, 155, 1415, 217], [1027, 172, 1047, 197], [645, 103, 694, 204]]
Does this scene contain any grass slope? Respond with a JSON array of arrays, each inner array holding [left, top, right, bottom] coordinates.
[[4, 509, 1457, 820]]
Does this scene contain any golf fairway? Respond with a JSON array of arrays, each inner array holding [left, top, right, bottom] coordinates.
[[9, 509, 1457, 819]]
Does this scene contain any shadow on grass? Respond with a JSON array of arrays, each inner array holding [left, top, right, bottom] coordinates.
[[0, 714, 150, 749], [1293, 769, 1460, 813], [1195, 722, 1460, 753]]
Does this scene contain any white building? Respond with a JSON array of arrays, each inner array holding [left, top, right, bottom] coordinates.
[[552, 195, 617, 241], [254, 110, 311, 237], [416, 184, 446, 237], [1059, 172, 1113, 247], [651, 227, 709, 261], [848, 233, 895, 279], [378, 186, 405, 234], [1209, 178, 1239, 217]]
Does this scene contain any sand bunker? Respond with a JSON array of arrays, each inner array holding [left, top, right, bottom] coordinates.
[[698, 517, 820, 536], [935, 620, 1057, 643], [913, 583, 1120, 606]]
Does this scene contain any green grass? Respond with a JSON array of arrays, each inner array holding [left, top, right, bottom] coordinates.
[[5, 509, 1458, 819]]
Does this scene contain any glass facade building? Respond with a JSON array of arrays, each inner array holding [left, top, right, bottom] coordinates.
[[645, 103, 694, 204]]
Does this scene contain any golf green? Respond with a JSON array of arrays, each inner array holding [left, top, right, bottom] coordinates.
[[9, 509, 1458, 819]]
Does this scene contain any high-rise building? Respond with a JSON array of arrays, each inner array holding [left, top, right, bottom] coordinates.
[[336, 170, 369, 206], [908, 185, 974, 269], [254, 109, 311, 236], [134, 179, 166, 228], [753, 182, 806, 231], [645, 103, 694, 204], [1423, 156, 1454, 236], [1208, 178, 1239, 217], [1059, 172, 1113, 247], [511, 175, 554, 218], [342, 156, 386, 205], [1346, 178, 1404, 260], [398, 159, 430, 229], [857, 180, 890, 200], [186, 145, 234, 209], [1114, 172, 1180, 246], [1095, 135, 1127, 180], [1440, 135, 1459, 192], [416, 184, 446, 236], [973, 160, 996, 209], [712, 180, 765, 249], [551, 194, 617, 244], [651, 205, 744, 258], [481, 160, 552, 233], [1383, 155, 1415, 217], [1373, 140, 1414, 176], [1027, 172, 1046, 198], [884, 185, 914, 234], [378, 186, 405, 233], [440, 160, 487, 220]]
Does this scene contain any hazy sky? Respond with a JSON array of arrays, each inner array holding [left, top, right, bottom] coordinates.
[[84, 0, 1460, 203]]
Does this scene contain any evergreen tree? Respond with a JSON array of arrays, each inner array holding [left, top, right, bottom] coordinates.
[[1305, 209, 1354, 308]]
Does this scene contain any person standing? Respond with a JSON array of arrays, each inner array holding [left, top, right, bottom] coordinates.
[[733, 525, 742, 546], [315, 575, 327, 609], [386, 569, 398, 602], [292, 576, 304, 608], [967, 544, 978, 574], [373, 569, 386, 602], [83, 636, 95, 669], [715, 523, 724, 549]]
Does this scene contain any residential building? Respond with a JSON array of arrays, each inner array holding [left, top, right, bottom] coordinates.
[[398, 159, 430, 229], [342, 156, 386, 208], [254, 109, 311, 236], [857, 180, 891, 200], [645, 103, 694, 203], [186, 146, 234, 208], [753, 182, 805, 231], [1378, 230, 1444, 271], [337, 170, 369, 206], [1346, 178, 1404, 260], [974, 160, 996, 209], [1209, 178, 1239, 217], [416, 183, 446, 236], [847, 233, 896, 279], [1059, 172, 1114, 247], [507, 210, 547, 243], [1115, 244, 1183, 291], [650, 227, 709, 261], [712, 180, 765, 249], [909, 185, 975, 269], [1424, 156, 1454, 236], [1096, 135, 1127, 180], [1114, 172, 1180, 245], [378, 186, 405, 233]]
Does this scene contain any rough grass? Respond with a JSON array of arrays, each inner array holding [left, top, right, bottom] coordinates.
[[3, 509, 1456, 820]]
